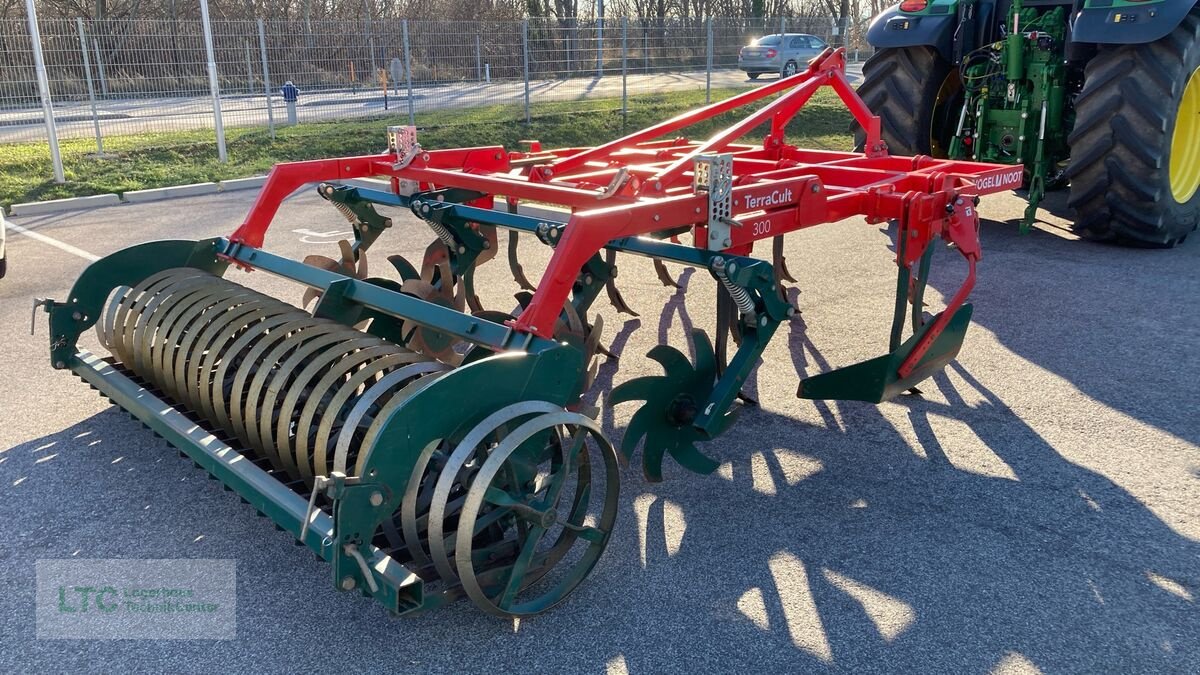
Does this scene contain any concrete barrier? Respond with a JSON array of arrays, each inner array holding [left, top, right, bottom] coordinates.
[[9, 193, 122, 217], [123, 182, 220, 203], [219, 176, 269, 192]]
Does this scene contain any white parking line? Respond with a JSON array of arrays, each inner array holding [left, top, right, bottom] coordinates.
[[3, 221, 100, 262]]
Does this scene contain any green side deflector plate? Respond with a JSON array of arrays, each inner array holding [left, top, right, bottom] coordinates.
[[798, 303, 973, 403]]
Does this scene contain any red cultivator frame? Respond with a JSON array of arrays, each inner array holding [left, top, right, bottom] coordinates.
[[223, 47, 1020, 477], [46, 48, 1023, 616]]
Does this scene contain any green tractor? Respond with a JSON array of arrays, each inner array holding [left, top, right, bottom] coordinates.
[[857, 0, 1200, 245]]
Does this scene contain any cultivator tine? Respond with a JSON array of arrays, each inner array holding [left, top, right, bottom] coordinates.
[[772, 235, 798, 303], [603, 249, 638, 316], [653, 259, 680, 289], [464, 269, 485, 314], [507, 233, 536, 291], [772, 236, 797, 284], [909, 246, 934, 333], [464, 226, 498, 313], [713, 288, 741, 377], [506, 202, 536, 291]]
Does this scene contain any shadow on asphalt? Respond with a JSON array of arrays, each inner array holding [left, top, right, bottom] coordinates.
[[891, 193, 1200, 446], [601, 284, 1198, 670]]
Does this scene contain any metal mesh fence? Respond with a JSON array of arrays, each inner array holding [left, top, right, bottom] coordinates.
[[1, 15, 870, 181]]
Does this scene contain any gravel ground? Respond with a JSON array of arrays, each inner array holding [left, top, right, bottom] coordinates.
[[0, 183, 1197, 674]]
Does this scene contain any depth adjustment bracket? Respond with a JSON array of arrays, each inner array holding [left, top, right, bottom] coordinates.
[[694, 153, 734, 251], [318, 184, 393, 253]]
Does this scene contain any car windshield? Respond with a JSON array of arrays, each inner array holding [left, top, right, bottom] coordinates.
[[751, 36, 781, 47]]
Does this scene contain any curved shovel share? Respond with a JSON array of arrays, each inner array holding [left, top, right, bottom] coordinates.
[[798, 304, 973, 403]]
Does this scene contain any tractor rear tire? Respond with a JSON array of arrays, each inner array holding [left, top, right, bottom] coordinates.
[[854, 46, 957, 156], [1066, 8, 1200, 247]]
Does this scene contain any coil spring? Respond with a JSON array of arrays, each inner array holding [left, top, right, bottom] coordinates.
[[712, 258, 756, 315], [425, 218, 457, 249], [94, 268, 448, 487], [331, 200, 359, 226]]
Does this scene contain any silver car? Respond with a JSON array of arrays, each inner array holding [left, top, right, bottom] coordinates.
[[737, 33, 828, 80]]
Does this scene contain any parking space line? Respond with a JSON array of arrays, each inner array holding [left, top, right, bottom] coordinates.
[[4, 221, 100, 262]]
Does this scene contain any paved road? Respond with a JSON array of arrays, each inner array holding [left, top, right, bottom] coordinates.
[[0, 65, 863, 144], [0, 183, 1196, 672]]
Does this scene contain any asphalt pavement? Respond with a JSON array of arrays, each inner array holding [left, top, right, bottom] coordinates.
[[0, 179, 1197, 672]]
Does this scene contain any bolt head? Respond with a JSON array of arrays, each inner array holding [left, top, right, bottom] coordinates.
[[340, 576, 356, 591], [723, 238, 731, 247], [727, 262, 737, 274], [369, 491, 384, 507], [71, 311, 82, 320]]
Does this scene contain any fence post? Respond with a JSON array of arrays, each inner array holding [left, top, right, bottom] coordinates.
[[402, 20, 415, 127], [257, 18, 275, 139], [566, 19, 573, 74], [76, 18, 104, 156], [596, 0, 604, 78], [368, 34, 378, 75], [244, 40, 254, 90], [92, 36, 108, 96], [643, 28, 648, 73], [199, 0, 228, 163], [475, 34, 482, 82], [362, 0, 377, 73], [24, 0, 63, 183], [522, 20, 530, 125], [620, 17, 627, 122], [779, 16, 786, 36], [705, 18, 713, 104]]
